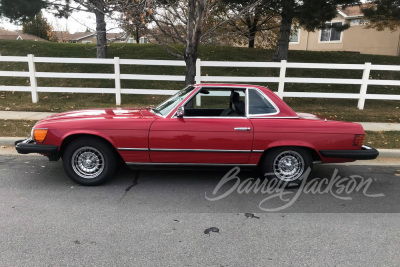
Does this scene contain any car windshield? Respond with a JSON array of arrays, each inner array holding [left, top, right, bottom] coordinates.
[[151, 86, 196, 117]]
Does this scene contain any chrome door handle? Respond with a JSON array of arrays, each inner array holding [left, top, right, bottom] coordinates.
[[234, 127, 251, 131]]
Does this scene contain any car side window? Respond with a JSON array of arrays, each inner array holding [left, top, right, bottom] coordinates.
[[184, 89, 245, 117], [248, 89, 277, 115]]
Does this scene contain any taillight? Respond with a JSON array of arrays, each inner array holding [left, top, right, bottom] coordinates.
[[353, 134, 365, 146]]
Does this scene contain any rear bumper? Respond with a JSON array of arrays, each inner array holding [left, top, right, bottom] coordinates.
[[15, 138, 60, 161], [319, 145, 379, 160]]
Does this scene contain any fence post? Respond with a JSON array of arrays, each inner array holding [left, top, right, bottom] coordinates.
[[277, 60, 287, 99], [196, 58, 201, 106], [358, 62, 371, 110], [114, 57, 121, 105], [27, 54, 38, 103]]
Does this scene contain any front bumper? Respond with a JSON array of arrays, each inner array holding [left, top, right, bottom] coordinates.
[[319, 145, 379, 160], [15, 138, 60, 161]]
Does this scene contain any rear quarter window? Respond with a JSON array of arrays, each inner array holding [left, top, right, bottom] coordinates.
[[248, 89, 278, 115]]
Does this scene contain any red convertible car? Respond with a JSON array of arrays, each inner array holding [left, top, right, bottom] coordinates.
[[15, 84, 378, 185]]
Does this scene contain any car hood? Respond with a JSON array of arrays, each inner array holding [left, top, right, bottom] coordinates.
[[39, 108, 157, 122]]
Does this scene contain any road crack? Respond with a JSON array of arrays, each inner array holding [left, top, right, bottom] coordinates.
[[119, 171, 139, 202]]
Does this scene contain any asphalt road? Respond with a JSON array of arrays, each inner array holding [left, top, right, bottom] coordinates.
[[1, 151, 400, 266]]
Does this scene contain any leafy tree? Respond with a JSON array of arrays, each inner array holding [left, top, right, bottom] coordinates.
[[362, 0, 400, 31], [133, 0, 257, 85], [0, 0, 47, 22], [120, 0, 148, 44], [1, 0, 120, 58], [62, 0, 145, 58], [22, 12, 53, 40], [220, 0, 280, 48], [266, 0, 360, 61], [145, 0, 209, 85], [57, 0, 119, 58]]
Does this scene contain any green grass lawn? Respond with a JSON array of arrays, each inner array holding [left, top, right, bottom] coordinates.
[[364, 131, 400, 149], [0, 40, 399, 122]]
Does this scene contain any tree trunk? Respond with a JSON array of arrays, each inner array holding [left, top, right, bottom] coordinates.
[[272, 15, 292, 62], [248, 27, 256, 48], [246, 7, 260, 49], [183, 0, 205, 86], [94, 2, 107, 58], [184, 53, 197, 85], [135, 27, 140, 43]]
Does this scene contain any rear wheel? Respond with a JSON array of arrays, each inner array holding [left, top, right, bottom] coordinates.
[[63, 137, 116, 186], [261, 147, 312, 185]]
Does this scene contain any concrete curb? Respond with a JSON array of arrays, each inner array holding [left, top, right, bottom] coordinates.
[[2, 137, 400, 159], [377, 149, 400, 159], [0, 137, 24, 146]]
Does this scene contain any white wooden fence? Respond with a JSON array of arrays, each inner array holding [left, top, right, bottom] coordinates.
[[1, 54, 400, 110]]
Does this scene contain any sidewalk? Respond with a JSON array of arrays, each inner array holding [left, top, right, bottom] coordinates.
[[357, 122, 400, 131], [1, 111, 399, 131], [0, 111, 55, 120]]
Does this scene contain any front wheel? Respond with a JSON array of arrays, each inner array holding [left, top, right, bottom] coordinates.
[[261, 147, 312, 185], [63, 137, 116, 186]]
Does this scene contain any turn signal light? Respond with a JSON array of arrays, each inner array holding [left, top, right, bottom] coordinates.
[[33, 129, 48, 143], [353, 134, 365, 147]]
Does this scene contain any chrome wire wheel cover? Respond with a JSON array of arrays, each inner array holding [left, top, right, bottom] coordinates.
[[71, 146, 105, 179], [273, 150, 305, 182]]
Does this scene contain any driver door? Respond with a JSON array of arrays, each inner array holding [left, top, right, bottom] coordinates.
[[148, 88, 254, 164]]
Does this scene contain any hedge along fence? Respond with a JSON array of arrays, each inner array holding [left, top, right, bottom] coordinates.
[[0, 54, 400, 109]]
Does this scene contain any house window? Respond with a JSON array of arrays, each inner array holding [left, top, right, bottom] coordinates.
[[289, 27, 300, 43], [320, 22, 342, 42], [127, 38, 134, 43], [82, 41, 92, 44], [139, 37, 147, 44], [351, 19, 368, 26]]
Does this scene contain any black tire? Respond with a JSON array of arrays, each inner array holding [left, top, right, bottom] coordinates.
[[62, 137, 116, 186], [261, 147, 312, 185]]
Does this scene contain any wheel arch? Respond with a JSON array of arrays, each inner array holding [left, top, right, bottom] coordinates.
[[59, 133, 124, 163], [257, 145, 321, 167]]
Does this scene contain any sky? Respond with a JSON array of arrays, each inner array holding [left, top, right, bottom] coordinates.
[[0, 9, 121, 33], [0, 1, 368, 34]]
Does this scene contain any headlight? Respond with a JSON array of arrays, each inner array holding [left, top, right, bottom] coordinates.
[[33, 128, 48, 143]]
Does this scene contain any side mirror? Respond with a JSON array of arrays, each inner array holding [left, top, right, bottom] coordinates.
[[176, 106, 185, 118]]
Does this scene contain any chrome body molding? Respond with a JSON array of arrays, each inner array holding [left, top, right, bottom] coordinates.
[[171, 116, 248, 119], [248, 116, 300, 119], [150, 148, 252, 153], [118, 148, 149, 151], [126, 162, 257, 167], [118, 148, 266, 153]]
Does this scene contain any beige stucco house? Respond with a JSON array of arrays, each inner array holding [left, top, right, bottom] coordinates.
[[53, 31, 147, 44], [0, 29, 47, 42], [289, 5, 400, 56]]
